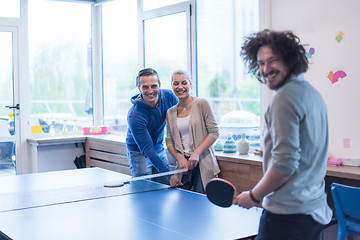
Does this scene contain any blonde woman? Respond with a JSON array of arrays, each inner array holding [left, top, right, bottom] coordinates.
[[166, 70, 220, 193]]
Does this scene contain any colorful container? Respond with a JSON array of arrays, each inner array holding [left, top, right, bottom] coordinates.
[[82, 126, 109, 135], [223, 133, 237, 153]]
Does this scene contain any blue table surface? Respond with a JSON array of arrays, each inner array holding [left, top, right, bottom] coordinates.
[[0, 168, 261, 240]]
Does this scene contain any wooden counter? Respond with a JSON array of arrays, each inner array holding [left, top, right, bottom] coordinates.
[[28, 134, 360, 215], [28, 134, 360, 197], [326, 165, 360, 180], [216, 152, 360, 186], [216, 152, 263, 195], [215, 152, 360, 212]]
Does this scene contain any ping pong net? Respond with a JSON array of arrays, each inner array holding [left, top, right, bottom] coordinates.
[[0, 169, 187, 213]]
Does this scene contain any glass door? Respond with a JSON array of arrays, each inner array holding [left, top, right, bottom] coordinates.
[[140, 2, 193, 90], [143, 11, 188, 89], [0, 28, 19, 176]]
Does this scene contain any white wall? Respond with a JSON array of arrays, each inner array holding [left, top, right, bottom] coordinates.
[[269, 0, 360, 160]]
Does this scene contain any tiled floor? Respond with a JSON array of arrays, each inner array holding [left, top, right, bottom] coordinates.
[[323, 223, 337, 240]]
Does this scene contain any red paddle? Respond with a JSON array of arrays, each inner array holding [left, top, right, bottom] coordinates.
[[205, 178, 235, 208]]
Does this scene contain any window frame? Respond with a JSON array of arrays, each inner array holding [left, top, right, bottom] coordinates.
[[137, 0, 196, 93], [95, 0, 267, 142], [23, 0, 268, 140], [10, 0, 267, 173]]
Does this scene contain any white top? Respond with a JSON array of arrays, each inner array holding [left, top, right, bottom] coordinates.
[[176, 115, 192, 156], [311, 204, 333, 225]]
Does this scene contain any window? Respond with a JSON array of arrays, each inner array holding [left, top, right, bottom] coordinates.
[[0, 1, 20, 18], [197, 0, 260, 146], [102, 0, 138, 135], [0, 31, 16, 174], [143, 0, 185, 11], [0, 32, 13, 118], [28, 0, 92, 135], [101, 0, 260, 146], [102, 1, 191, 135], [143, 11, 188, 89]]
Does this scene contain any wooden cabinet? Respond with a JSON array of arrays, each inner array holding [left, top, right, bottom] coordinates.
[[86, 135, 131, 175], [216, 153, 263, 196], [85, 135, 178, 176], [325, 166, 360, 211]]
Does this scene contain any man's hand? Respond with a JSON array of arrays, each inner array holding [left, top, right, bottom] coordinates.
[[233, 191, 258, 209], [169, 175, 183, 187], [234, 168, 288, 209]]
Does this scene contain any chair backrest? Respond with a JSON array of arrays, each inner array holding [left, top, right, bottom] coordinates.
[[331, 182, 360, 221]]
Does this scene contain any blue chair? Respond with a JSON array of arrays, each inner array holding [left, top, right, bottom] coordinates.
[[331, 183, 360, 240]]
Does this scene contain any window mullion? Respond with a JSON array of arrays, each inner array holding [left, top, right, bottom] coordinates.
[[92, 4, 103, 125]]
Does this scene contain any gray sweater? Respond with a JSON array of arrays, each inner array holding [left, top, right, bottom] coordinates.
[[166, 97, 220, 186], [262, 74, 329, 214]]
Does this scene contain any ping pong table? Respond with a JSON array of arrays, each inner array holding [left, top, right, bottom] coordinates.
[[0, 167, 261, 240]]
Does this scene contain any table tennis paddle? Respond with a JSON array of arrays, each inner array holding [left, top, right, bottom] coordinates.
[[103, 168, 188, 188], [205, 178, 235, 208]]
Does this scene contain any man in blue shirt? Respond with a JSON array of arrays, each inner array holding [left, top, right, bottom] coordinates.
[[126, 68, 181, 186]]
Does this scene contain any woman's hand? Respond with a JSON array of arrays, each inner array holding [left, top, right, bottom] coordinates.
[[178, 156, 188, 170], [188, 152, 200, 170]]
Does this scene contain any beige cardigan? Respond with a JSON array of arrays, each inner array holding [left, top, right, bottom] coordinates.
[[166, 97, 220, 187]]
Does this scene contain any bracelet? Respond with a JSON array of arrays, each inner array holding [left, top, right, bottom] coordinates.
[[249, 189, 261, 204]]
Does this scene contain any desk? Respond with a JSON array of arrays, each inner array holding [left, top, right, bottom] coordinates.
[[0, 168, 262, 240]]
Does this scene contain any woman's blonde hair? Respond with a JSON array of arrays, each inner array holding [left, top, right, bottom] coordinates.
[[171, 70, 191, 83]]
